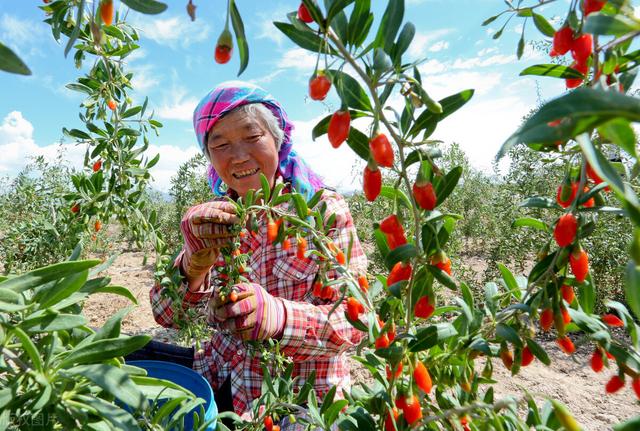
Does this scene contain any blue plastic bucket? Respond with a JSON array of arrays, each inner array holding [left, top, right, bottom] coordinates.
[[127, 360, 217, 430]]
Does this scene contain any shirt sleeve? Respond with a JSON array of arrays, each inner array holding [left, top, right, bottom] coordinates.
[[279, 191, 368, 360], [149, 250, 212, 329]]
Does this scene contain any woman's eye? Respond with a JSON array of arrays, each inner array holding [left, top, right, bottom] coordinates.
[[212, 143, 228, 150]]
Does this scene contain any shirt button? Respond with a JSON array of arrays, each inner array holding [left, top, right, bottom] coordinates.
[[296, 272, 303, 278], [236, 349, 244, 356]]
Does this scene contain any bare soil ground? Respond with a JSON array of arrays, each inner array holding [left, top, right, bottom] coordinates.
[[82, 249, 639, 430]]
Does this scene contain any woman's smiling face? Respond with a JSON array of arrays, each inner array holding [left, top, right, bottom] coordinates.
[[206, 107, 279, 198]]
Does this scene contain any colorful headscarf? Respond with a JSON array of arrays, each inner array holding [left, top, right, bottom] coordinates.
[[193, 81, 325, 199]]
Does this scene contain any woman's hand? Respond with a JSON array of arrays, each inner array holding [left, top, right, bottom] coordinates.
[[180, 201, 239, 285], [211, 282, 286, 341]]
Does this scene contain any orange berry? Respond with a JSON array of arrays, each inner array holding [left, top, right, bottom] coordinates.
[[591, 349, 604, 373], [602, 314, 624, 327], [556, 336, 575, 355], [521, 346, 535, 366], [605, 375, 624, 394], [561, 284, 575, 304], [540, 308, 554, 331], [414, 361, 433, 394], [94, 219, 102, 232], [357, 274, 369, 292], [107, 99, 117, 111]]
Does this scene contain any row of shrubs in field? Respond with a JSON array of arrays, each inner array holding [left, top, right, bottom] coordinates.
[[0, 144, 631, 311]]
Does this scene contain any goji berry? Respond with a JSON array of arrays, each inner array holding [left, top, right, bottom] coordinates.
[[386, 362, 403, 380], [413, 361, 433, 394], [312, 281, 322, 297], [363, 163, 382, 201], [412, 181, 436, 211], [94, 219, 102, 232], [321, 285, 333, 300], [431, 250, 452, 275], [369, 133, 394, 168], [107, 99, 117, 111], [605, 375, 624, 394], [328, 110, 350, 149], [521, 346, 535, 366], [540, 308, 554, 331], [556, 336, 575, 355], [552, 26, 573, 56], [586, 162, 609, 190], [583, 0, 606, 16], [632, 377, 640, 400], [229, 291, 238, 303], [401, 394, 422, 425], [570, 247, 589, 282], [375, 334, 390, 349], [554, 213, 578, 247], [561, 306, 571, 324], [566, 60, 588, 89], [272, 426, 280, 431], [267, 219, 278, 244], [414, 295, 435, 319], [384, 407, 399, 431], [100, 0, 113, 26], [602, 314, 624, 327], [571, 33, 593, 63], [297, 2, 314, 23], [605, 350, 614, 360], [380, 214, 403, 236], [561, 284, 575, 304], [387, 262, 412, 286], [282, 237, 291, 251], [582, 186, 595, 208], [346, 296, 364, 321], [71, 203, 80, 213], [309, 72, 331, 101], [215, 29, 233, 64], [296, 237, 307, 260], [92, 159, 102, 172], [556, 182, 578, 208], [388, 323, 396, 341], [357, 274, 369, 292], [336, 250, 346, 265], [460, 416, 471, 431], [591, 349, 604, 372], [264, 415, 274, 431], [500, 346, 513, 370]]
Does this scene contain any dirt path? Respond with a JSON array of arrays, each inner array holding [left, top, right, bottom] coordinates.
[[82, 250, 639, 429]]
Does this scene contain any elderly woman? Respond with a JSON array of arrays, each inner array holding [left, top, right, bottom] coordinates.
[[141, 81, 367, 427]]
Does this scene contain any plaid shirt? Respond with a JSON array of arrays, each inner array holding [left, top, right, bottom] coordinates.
[[149, 188, 367, 422]]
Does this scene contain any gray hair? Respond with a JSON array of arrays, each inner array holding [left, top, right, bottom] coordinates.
[[235, 103, 284, 151]]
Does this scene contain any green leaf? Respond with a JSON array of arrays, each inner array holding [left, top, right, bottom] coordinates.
[[327, 69, 372, 111], [409, 89, 474, 138], [59, 335, 151, 368], [291, 194, 308, 219], [614, 415, 640, 431], [274, 22, 337, 54], [327, 0, 354, 23], [625, 262, 640, 320], [435, 166, 462, 207], [499, 89, 640, 160], [373, 0, 404, 54], [428, 265, 457, 290], [498, 263, 521, 300], [74, 395, 140, 429], [584, 13, 640, 36], [519, 197, 559, 209], [512, 217, 549, 231], [597, 118, 637, 158], [392, 22, 415, 64], [379, 185, 412, 209], [517, 34, 525, 60], [121, 0, 167, 14], [384, 244, 419, 269], [89, 285, 138, 304], [532, 13, 555, 37], [0, 42, 31, 75], [66, 364, 146, 410], [21, 313, 87, 333], [496, 323, 523, 348], [36, 269, 89, 309], [345, 127, 371, 161], [65, 83, 93, 96], [519, 64, 584, 79], [11, 327, 43, 371], [64, 0, 85, 57], [230, 0, 249, 76], [528, 252, 556, 284], [525, 338, 550, 365], [408, 323, 457, 352], [1, 260, 101, 294], [576, 134, 625, 194], [347, 0, 372, 47]]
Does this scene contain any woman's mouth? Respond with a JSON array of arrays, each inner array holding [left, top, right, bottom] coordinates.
[[233, 168, 259, 179]]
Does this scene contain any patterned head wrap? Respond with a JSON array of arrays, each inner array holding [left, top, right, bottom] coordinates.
[[193, 81, 325, 199]]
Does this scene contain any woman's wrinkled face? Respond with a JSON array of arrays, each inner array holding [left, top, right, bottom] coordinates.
[[207, 108, 279, 198]]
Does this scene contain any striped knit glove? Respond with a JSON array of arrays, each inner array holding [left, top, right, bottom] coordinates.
[[212, 282, 286, 341], [180, 201, 239, 282]]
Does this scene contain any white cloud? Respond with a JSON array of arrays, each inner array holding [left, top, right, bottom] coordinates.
[[147, 144, 200, 192], [279, 48, 318, 73], [408, 29, 455, 58], [156, 86, 199, 121], [133, 15, 210, 49], [419, 70, 502, 98], [451, 53, 515, 69], [0, 13, 47, 59], [129, 63, 162, 94], [428, 40, 449, 52], [254, 6, 292, 46], [0, 111, 85, 176]]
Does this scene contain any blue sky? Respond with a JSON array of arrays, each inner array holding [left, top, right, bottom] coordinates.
[[0, 0, 595, 193]]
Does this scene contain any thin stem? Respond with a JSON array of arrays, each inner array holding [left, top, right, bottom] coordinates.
[[2, 346, 30, 371]]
